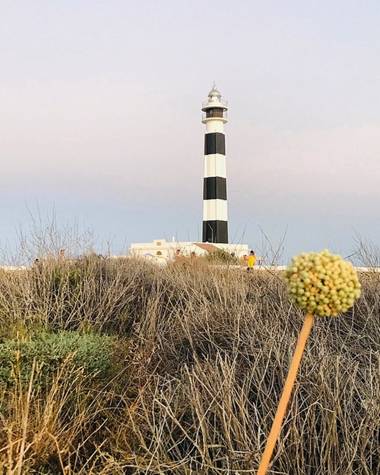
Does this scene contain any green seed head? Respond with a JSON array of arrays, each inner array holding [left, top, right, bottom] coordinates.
[[285, 250, 361, 317]]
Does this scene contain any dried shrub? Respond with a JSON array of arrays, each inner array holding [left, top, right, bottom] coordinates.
[[0, 256, 378, 474]]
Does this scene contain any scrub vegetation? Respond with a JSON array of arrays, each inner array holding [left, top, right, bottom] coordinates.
[[0, 254, 378, 474]]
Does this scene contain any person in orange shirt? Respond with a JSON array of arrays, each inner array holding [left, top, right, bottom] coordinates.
[[247, 250, 256, 272]]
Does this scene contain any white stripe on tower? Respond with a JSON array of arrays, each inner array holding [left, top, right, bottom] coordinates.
[[201, 85, 229, 243], [203, 200, 228, 221], [204, 154, 226, 178]]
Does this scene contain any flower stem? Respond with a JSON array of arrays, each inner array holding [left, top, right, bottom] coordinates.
[[257, 313, 315, 474]]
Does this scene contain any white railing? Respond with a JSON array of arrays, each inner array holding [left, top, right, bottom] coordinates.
[[202, 98, 228, 109]]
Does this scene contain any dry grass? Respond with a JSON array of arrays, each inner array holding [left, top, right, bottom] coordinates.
[[0, 257, 378, 474]]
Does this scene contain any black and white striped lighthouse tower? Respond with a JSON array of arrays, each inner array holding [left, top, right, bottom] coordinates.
[[202, 85, 229, 243]]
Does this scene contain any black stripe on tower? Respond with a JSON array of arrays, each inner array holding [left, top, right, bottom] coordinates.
[[203, 177, 227, 200], [204, 133, 225, 155], [203, 221, 228, 244]]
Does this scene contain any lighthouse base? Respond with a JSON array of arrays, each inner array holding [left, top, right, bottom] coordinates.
[[202, 220, 228, 244]]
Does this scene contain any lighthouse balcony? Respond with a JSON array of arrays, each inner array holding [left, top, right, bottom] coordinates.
[[202, 98, 228, 111], [202, 115, 228, 124]]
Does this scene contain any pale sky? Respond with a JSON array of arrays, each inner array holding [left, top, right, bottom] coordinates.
[[1, 0, 380, 262]]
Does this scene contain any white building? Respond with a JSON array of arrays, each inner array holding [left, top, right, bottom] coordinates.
[[129, 239, 249, 264]]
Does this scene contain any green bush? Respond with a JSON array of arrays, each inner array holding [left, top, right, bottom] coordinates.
[[0, 331, 115, 388], [206, 248, 239, 264]]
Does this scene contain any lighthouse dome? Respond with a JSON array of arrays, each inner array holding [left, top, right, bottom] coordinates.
[[202, 84, 228, 113], [208, 85, 221, 98]]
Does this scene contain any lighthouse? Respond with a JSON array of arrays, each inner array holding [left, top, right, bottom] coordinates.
[[129, 86, 250, 262], [202, 85, 229, 243]]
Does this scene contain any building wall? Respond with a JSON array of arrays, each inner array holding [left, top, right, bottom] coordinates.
[[129, 239, 249, 264]]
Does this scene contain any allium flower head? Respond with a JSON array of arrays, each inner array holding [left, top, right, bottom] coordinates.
[[285, 250, 361, 317]]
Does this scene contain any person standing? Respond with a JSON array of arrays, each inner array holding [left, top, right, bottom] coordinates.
[[247, 250, 256, 272]]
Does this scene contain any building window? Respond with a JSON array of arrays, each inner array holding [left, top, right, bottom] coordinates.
[[156, 251, 162, 256], [156, 241, 161, 246]]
